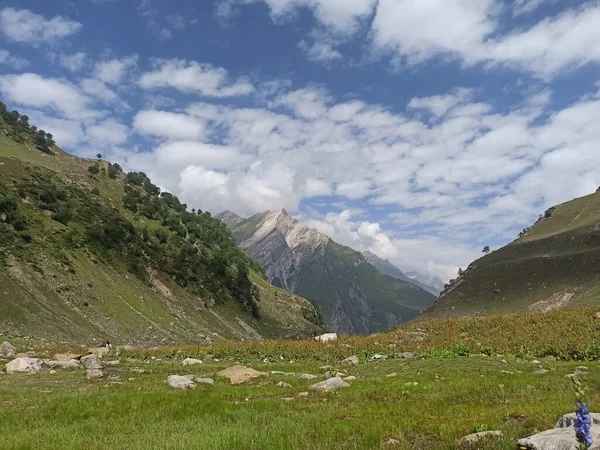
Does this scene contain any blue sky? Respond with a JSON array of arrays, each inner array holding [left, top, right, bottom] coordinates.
[[1, 0, 600, 281]]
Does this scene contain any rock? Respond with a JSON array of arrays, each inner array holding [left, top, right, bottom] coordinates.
[[15, 352, 36, 358], [44, 360, 80, 370], [182, 358, 203, 366], [297, 391, 309, 397], [594, 311, 600, 320], [565, 373, 576, 379], [167, 375, 196, 389], [456, 431, 502, 446], [335, 372, 346, 377], [0, 341, 17, 358], [194, 377, 215, 386], [404, 381, 419, 387], [397, 352, 415, 359], [281, 397, 295, 402], [104, 360, 120, 367], [80, 354, 103, 370], [544, 355, 558, 362], [531, 360, 541, 365], [49, 370, 56, 374], [270, 371, 296, 376], [203, 354, 214, 361], [309, 376, 350, 392], [87, 346, 109, 358], [383, 438, 400, 446], [324, 371, 333, 379], [130, 368, 146, 374], [217, 365, 268, 384], [276, 381, 292, 388], [518, 425, 600, 449], [6, 358, 43, 374], [343, 376, 357, 381], [555, 412, 600, 429], [314, 333, 338, 343], [299, 373, 318, 380], [53, 353, 81, 361], [341, 355, 359, 366], [370, 354, 388, 361], [533, 369, 549, 375], [386, 372, 398, 378], [86, 369, 104, 380], [577, 366, 589, 371]]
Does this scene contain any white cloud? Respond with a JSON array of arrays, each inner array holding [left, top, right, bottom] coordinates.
[[133, 110, 206, 140], [79, 79, 121, 104], [0, 8, 82, 44], [336, 180, 372, 199], [155, 141, 249, 171], [139, 59, 255, 97], [59, 52, 87, 72], [408, 88, 473, 118], [94, 55, 138, 85], [0, 49, 29, 69], [86, 119, 129, 145]]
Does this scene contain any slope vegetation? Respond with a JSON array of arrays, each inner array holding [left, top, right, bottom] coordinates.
[[422, 190, 600, 319], [0, 103, 323, 343]]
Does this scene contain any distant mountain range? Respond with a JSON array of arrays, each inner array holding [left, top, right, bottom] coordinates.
[[420, 189, 600, 320], [361, 251, 444, 296], [217, 209, 436, 334]]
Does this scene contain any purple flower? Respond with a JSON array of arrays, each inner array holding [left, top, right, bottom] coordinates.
[[575, 402, 594, 448]]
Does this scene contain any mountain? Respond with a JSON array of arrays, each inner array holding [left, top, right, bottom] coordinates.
[[361, 251, 443, 296], [223, 210, 436, 334], [215, 210, 244, 228], [420, 190, 600, 320], [0, 101, 324, 344]]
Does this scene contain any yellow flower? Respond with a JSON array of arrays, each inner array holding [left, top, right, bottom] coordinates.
[[498, 384, 505, 391]]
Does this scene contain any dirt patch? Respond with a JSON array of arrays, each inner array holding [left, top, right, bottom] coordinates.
[[148, 270, 172, 297], [527, 291, 575, 313]]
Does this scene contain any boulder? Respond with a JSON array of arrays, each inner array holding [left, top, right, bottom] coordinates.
[[555, 412, 600, 429], [309, 376, 350, 392], [44, 360, 80, 370], [182, 358, 203, 366], [167, 375, 196, 389], [341, 355, 359, 366], [80, 354, 103, 370], [314, 333, 338, 343], [0, 341, 17, 358], [86, 369, 104, 380], [299, 373, 318, 380], [456, 431, 502, 447], [518, 426, 600, 449], [217, 365, 268, 384], [6, 357, 43, 374], [53, 353, 81, 361], [88, 347, 109, 358]]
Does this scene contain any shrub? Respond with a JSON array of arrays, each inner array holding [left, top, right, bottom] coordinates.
[[87, 164, 100, 175]]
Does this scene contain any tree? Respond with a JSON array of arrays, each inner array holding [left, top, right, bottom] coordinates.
[[88, 164, 100, 175], [482, 246, 490, 254], [96, 153, 102, 160]]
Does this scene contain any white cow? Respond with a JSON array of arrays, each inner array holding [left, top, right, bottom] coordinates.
[[314, 333, 338, 343]]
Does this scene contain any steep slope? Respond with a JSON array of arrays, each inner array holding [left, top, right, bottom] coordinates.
[[421, 190, 600, 320], [362, 250, 443, 296], [225, 210, 436, 334], [215, 210, 244, 228], [0, 103, 323, 344]]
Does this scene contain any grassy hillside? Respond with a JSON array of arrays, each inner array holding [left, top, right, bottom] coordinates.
[[0, 103, 324, 344], [422, 190, 600, 320]]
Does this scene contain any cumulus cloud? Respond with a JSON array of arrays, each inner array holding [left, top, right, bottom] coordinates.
[[133, 110, 206, 140], [94, 55, 138, 85], [0, 8, 82, 44], [139, 59, 255, 97], [86, 119, 129, 145], [58, 52, 87, 72], [0, 49, 29, 69]]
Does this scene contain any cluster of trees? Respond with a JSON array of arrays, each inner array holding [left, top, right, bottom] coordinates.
[[0, 100, 55, 152], [88, 162, 123, 179]]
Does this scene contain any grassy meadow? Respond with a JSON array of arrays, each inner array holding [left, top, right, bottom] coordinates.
[[3, 307, 600, 449]]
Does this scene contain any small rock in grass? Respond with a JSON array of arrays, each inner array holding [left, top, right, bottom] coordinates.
[[0, 341, 17, 358], [104, 360, 120, 367], [386, 372, 397, 378], [297, 392, 309, 397], [217, 365, 268, 384], [341, 355, 359, 366], [531, 360, 541, 365], [182, 358, 202, 366], [44, 360, 80, 370], [203, 354, 214, 361], [343, 376, 356, 381], [53, 353, 81, 361], [397, 352, 414, 359], [194, 378, 215, 386], [533, 369, 549, 375], [455, 431, 502, 447], [281, 397, 294, 402], [543, 355, 557, 362], [167, 375, 196, 389], [383, 438, 400, 446], [300, 373, 318, 380], [577, 366, 589, 371], [276, 381, 292, 388], [309, 376, 350, 392], [6, 358, 43, 374], [131, 368, 146, 374], [49, 370, 56, 374], [80, 354, 103, 370], [86, 369, 104, 380], [370, 354, 388, 362], [565, 373, 576, 379], [404, 381, 419, 387]]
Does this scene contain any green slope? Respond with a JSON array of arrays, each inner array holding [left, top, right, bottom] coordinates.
[[0, 104, 323, 344], [421, 190, 600, 320]]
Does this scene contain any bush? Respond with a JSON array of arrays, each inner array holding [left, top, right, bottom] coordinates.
[[87, 164, 100, 175]]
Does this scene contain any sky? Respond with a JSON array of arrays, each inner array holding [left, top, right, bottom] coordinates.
[[1, 0, 600, 282]]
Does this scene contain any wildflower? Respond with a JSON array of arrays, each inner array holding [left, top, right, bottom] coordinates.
[[573, 376, 594, 449], [498, 384, 504, 391]]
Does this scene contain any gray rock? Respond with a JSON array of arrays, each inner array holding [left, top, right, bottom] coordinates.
[[386, 372, 397, 378], [80, 354, 103, 370], [456, 430, 502, 446], [341, 355, 359, 366], [167, 375, 196, 389], [0, 341, 17, 358], [323, 371, 333, 379], [270, 371, 296, 376], [182, 358, 203, 366], [555, 412, 600, 429], [404, 381, 419, 387], [370, 354, 388, 361], [398, 352, 415, 359], [6, 357, 43, 374], [533, 369, 549, 375], [309, 376, 350, 392], [44, 360, 80, 370], [544, 355, 558, 362], [518, 425, 600, 449], [104, 360, 120, 367], [297, 391, 309, 397], [343, 376, 357, 381], [194, 377, 215, 386], [299, 373, 318, 380], [276, 381, 292, 388], [314, 333, 338, 343], [86, 369, 104, 380], [203, 354, 214, 361]]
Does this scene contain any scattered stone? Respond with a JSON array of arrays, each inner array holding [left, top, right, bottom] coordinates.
[[387, 373, 398, 378], [86, 369, 104, 380], [217, 365, 268, 384], [404, 381, 419, 387], [44, 360, 80, 370], [314, 333, 338, 343], [341, 355, 359, 366], [131, 368, 147, 374], [270, 371, 296, 376], [531, 360, 541, 365], [397, 352, 415, 359], [6, 358, 43, 374], [80, 354, 103, 370], [281, 397, 294, 402], [455, 431, 502, 447], [0, 341, 17, 358], [309, 376, 350, 392], [299, 373, 318, 380], [501, 359, 508, 364], [194, 378, 215, 386], [543, 355, 557, 362], [104, 360, 120, 367], [533, 369, 549, 375], [203, 354, 214, 361], [297, 392, 309, 397], [276, 381, 292, 388], [53, 353, 80, 361], [565, 373, 576, 379], [182, 358, 203, 366], [343, 376, 357, 381], [167, 375, 196, 389], [370, 354, 388, 362]]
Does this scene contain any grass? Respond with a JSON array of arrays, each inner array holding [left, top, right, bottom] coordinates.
[[1, 352, 596, 449]]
